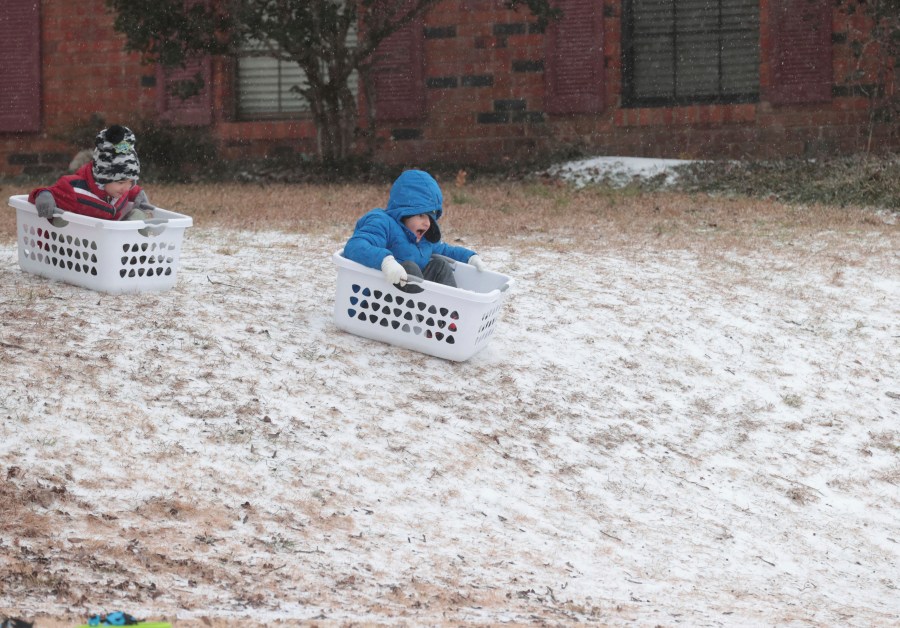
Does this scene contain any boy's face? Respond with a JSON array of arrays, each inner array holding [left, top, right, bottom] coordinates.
[[104, 179, 134, 198], [402, 213, 431, 242]]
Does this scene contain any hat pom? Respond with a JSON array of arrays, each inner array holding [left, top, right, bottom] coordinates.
[[104, 124, 127, 145]]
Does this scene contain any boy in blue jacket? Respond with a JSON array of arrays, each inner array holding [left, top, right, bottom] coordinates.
[[343, 170, 486, 291]]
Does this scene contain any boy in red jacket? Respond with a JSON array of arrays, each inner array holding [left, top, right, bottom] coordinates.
[[28, 125, 156, 222]]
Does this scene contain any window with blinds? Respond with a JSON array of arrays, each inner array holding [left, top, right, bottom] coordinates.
[[623, 0, 760, 107], [237, 32, 358, 119]]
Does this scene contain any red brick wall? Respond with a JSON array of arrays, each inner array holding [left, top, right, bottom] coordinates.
[[0, 0, 895, 178]]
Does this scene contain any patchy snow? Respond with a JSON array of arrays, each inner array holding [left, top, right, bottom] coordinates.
[[543, 155, 695, 188], [1, 185, 899, 626]]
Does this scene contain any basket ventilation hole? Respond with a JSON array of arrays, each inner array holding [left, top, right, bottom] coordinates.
[[357, 312, 366, 321], [401, 324, 411, 332], [379, 318, 389, 327], [374, 290, 382, 299], [351, 283, 361, 293], [348, 309, 356, 318], [417, 302, 426, 311], [385, 294, 394, 303], [450, 311, 459, 320], [446, 336, 455, 344], [396, 297, 405, 305], [393, 308, 402, 317], [362, 288, 371, 296], [440, 307, 449, 316], [350, 296, 358, 305], [391, 321, 400, 329], [368, 314, 378, 323], [428, 305, 437, 314], [413, 326, 422, 335], [360, 300, 369, 309], [371, 303, 380, 312]]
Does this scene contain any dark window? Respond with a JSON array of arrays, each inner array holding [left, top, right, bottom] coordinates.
[[622, 0, 760, 107], [0, 0, 41, 132]]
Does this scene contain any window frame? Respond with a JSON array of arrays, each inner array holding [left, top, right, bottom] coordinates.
[[235, 42, 314, 121], [621, 0, 761, 108]]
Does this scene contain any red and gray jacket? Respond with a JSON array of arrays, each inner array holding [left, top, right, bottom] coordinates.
[[28, 162, 142, 221]]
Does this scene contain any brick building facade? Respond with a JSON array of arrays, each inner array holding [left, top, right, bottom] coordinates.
[[0, 0, 896, 177]]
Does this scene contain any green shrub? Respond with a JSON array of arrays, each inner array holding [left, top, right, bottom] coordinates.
[[56, 116, 219, 183], [673, 155, 900, 210], [133, 121, 219, 182]]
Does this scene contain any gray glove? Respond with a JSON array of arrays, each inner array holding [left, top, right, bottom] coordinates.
[[133, 189, 156, 210], [35, 191, 57, 218]]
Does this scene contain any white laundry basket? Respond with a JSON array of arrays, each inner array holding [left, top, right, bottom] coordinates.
[[332, 250, 512, 361], [9, 194, 193, 294]]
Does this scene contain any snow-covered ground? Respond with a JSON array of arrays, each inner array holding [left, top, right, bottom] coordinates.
[[543, 155, 695, 188], [1, 165, 899, 626]]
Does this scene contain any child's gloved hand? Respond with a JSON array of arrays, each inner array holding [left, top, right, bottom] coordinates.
[[468, 254, 486, 272], [381, 255, 408, 287], [133, 190, 157, 211], [35, 191, 58, 218]]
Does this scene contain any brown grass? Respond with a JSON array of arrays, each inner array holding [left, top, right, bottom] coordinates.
[[3, 180, 892, 253]]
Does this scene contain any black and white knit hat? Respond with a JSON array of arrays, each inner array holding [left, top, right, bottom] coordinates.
[[92, 125, 140, 185]]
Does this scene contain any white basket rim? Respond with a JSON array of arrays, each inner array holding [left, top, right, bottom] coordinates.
[[9, 194, 193, 229], [332, 249, 511, 303]]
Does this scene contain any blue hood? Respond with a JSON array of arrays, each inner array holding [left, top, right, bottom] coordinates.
[[384, 170, 443, 223]]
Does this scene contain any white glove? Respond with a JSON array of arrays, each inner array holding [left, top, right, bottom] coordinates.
[[35, 191, 58, 218], [468, 254, 486, 272], [381, 255, 408, 286], [133, 189, 157, 210]]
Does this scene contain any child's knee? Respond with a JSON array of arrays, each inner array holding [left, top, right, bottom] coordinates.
[[125, 207, 148, 222], [400, 260, 424, 278]]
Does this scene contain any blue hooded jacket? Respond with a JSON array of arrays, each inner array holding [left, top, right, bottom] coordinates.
[[343, 170, 476, 271]]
